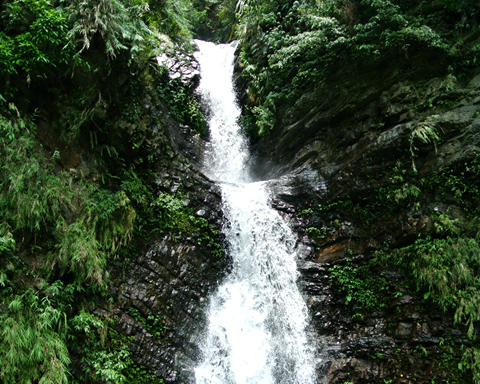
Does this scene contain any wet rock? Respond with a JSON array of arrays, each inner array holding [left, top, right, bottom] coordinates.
[[99, 101, 227, 383], [112, 224, 227, 382], [315, 242, 351, 263], [101, 45, 480, 384]]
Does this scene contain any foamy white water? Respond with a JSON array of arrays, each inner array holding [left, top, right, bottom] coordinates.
[[193, 40, 316, 384]]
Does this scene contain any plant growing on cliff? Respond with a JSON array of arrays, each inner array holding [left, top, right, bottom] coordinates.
[[460, 346, 480, 384], [329, 262, 390, 311], [238, 1, 480, 143], [0, 0, 216, 381], [0, 288, 70, 384], [71, 310, 165, 384], [66, 0, 152, 59], [404, 236, 480, 337], [236, 0, 458, 136], [0, 0, 74, 79], [0, 102, 154, 380], [0, 104, 141, 285], [380, 226, 480, 381], [409, 120, 440, 172]]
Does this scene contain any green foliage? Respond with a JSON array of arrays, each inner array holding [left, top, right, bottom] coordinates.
[[0, 0, 73, 78], [55, 219, 107, 284], [0, 105, 67, 232], [432, 212, 461, 236], [329, 262, 390, 311], [302, 162, 421, 232], [384, 162, 422, 205], [0, 101, 183, 381], [117, 167, 223, 257], [0, 105, 138, 285], [148, 0, 192, 44], [309, 152, 480, 381], [151, 190, 222, 257], [154, 192, 195, 232], [434, 0, 480, 27], [128, 307, 169, 340], [0, 288, 70, 384], [460, 346, 480, 384], [306, 226, 328, 244], [157, 70, 207, 135], [65, 0, 153, 59], [88, 189, 136, 252], [409, 120, 440, 172], [380, 229, 480, 381], [71, 310, 165, 384], [424, 153, 480, 213], [0, 225, 15, 259], [392, 235, 480, 337], [237, 0, 478, 136], [375, 155, 480, 381], [0, 0, 217, 382], [71, 310, 131, 384], [189, 0, 237, 42]]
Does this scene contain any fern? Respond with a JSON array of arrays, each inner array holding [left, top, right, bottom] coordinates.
[[1, 104, 139, 285], [66, 0, 152, 58], [409, 120, 440, 171], [55, 218, 106, 284], [398, 236, 480, 337]]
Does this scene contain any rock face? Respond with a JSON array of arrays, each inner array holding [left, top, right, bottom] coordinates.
[[111, 231, 227, 383], [256, 64, 480, 383], [298, 257, 470, 383]]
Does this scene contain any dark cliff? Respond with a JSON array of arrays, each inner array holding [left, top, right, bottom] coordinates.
[[122, 44, 480, 384], [115, 30, 480, 384]]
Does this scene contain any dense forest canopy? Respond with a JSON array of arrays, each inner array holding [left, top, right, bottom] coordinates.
[[1, 0, 480, 382]]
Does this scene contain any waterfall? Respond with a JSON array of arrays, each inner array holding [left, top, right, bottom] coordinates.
[[193, 40, 316, 384]]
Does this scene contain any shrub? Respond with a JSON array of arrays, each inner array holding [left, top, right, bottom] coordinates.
[[0, 0, 73, 77], [237, 0, 463, 136], [329, 262, 390, 311], [0, 289, 70, 384]]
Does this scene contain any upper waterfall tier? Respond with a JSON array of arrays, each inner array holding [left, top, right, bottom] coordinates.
[[194, 40, 250, 184]]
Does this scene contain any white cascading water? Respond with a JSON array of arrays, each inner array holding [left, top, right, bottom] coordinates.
[[193, 40, 316, 384]]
